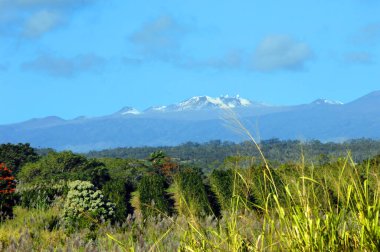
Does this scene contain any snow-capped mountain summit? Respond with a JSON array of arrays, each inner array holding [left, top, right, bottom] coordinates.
[[116, 106, 141, 115], [175, 96, 238, 111], [219, 95, 252, 108], [146, 95, 256, 112], [311, 99, 344, 105]]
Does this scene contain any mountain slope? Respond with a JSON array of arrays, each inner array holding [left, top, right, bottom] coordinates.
[[0, 92, 379, 151]]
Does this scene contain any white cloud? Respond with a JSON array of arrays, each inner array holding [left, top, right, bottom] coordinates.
[[252, 35, 313, 72], [0, 0, 97, 38], [22, 53, 106, 77], [128, 18, 314, 74]]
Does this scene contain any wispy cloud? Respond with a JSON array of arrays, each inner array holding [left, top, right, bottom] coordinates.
[[351, 23, 380, 46], [344, 52, 374, 65], [7, 0, 94, 8], [127, 17, 314, 74], [22, 53, 105, 77], [0, 0, 97, 38], [122, 57, 143, 66], [22, 10, 62, 38], [252, 35, 313, 72], [174, 35, 313, 73], [129, 15, 189, 61]]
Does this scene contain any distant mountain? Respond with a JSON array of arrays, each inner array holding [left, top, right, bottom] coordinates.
[[0, 92, 379, 152], [344, 91, 380, 113], [7, 116, 66, 129], [145, 95, 259, 113]]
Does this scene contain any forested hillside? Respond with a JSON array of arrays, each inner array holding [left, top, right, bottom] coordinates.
[[87, 138, 380, 172]]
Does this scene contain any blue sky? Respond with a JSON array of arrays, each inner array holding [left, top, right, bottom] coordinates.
[[0, 0, 379, 124]]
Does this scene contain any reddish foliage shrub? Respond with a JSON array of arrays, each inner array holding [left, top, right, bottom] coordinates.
[[0, 163, 17, 219]]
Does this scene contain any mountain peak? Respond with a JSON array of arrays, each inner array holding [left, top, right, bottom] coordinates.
[[117, 106, 141, 115], [311, 99, 343, 105], [144, 95, 254, 113], [175, 95, 253, 111], [177, 96, 226, 110]]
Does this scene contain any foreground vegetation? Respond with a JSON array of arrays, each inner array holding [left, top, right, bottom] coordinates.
[[1, 142, 380, 251]]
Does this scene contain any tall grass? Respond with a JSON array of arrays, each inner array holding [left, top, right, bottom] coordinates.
[[170, 110, 380, 251], [2, 154, 380, 251]]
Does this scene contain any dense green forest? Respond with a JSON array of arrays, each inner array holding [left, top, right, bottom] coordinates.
[[87, 138, 380, 172], [1, 141, 380, 251]]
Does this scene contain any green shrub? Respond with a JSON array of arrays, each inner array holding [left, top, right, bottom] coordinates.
[[137, 174, 171, 219], [17, 182, 68, 210], [102, 179, 134, 222], [247, 164, 285, 209], [221, 157, 278, 210], [210, 169, 233, 211], [170, 167, 213, 217], [62, 180, 115, 232], [210, 167, 266, 212]]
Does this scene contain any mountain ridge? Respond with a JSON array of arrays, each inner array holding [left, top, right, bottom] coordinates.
[[0, 91, 379, 151]]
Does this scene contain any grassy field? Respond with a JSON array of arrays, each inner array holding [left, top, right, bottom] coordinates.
[[1, 152, 380, 251]]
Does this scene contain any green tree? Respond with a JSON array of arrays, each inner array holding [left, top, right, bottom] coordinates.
[[18, 151, 110, 188], [0, 143, 39, 174], [136, 174, 171, 219], [102, 179, 134, 221], [210, 169, 234, 211], [169, 167, 213, 217]]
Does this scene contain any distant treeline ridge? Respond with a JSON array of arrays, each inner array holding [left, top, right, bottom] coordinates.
[[86, 138, 380, 169]]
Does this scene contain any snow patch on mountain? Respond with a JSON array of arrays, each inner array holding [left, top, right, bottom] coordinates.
[[123, 95, 264, 114], [158, 95, 256, 112], [177, 96, 227, 110], [311, 99, 344, 105], [145, 106, 167, 112], [220, 95, 252, 107], [117, 107, 141, 115]]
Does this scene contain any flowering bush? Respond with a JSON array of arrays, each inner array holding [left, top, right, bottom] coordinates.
[[18, 181, 68, 209], [0, 163, 16, 219], [62, 180, 115, 232]]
